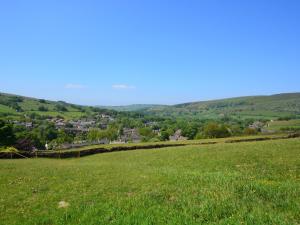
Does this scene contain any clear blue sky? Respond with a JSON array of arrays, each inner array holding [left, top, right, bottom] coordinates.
[[0, 0, 299, 105]]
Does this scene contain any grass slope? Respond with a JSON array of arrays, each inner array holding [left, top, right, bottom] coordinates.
[[143, 93, 300, 119], [0, 138, 299, 225], [0, 92, 103, 119]]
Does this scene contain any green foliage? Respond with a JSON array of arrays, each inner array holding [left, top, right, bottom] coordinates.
[[55, 104, 68, 112], [139, 127, 154, 141], [0, 146, 18, 153], [87, 127, 118, 142], [0, 120, 16, 146], [159, 130, 170, 141], [244, 127, 258, 135], [181, 123, 198, 139], [55, 130, 73, 144], [38, 105, 48, 111], [203, 122, 231, 138]]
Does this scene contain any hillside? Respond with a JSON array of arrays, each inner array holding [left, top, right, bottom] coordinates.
[[0, 92, 114, 120], [1, 92, 300, 121], [141, 93, 300, 120], [99, 104, 165, 112]]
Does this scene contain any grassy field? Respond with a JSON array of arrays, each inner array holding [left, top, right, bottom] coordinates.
[[267, 119, 300, 131], [0, 138, 299, 225]]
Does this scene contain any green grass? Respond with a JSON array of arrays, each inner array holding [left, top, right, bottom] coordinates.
[[0, 104, 18, 114], [1, 138, 299, 225], [267, 119, 300, 131]]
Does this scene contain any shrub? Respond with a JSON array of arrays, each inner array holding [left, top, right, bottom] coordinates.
[[244, 127, 258, 135], [203, 122, 231, 138], [38, 106, 48, 111], [55, 104, 68, 112], [38, 99, 46, 103], [0, 120, 16, 146]]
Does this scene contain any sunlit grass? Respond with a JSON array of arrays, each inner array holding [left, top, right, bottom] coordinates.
[[0, 138, 299, 224]]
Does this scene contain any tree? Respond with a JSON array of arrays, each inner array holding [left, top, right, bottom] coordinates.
[[87, 128, 117, 142], [55, 104, 68, 112], [139, 127, 153, 137], [244, 127, 258, 135], [160, 130, 169, 141], [182, 124, 198, 140], [87, 129, 101, 142], [203, 122, 231, 138], [0, 120, 16, 146], [38, 106, 48, 111], [14, 138, 34, 151]]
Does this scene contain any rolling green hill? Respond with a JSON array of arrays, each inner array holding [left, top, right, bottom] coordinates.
[[99, 104, 165, 112], [141, 93, 300, 120], [0, 92, 113, 120], [1, 92, 300, 120]]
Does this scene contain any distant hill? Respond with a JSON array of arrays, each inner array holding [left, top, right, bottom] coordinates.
[[141, 93, 300, 120], [99, 104, 166, 112], [1, 92, 300, 120], [0, 92, 114, 119]]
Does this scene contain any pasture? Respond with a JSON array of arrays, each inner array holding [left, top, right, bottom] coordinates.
[[0, 138, 299, 225]]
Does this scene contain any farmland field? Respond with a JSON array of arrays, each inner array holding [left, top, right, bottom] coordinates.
[[267, 119, 300, 131], [1, 138, 300, 225]]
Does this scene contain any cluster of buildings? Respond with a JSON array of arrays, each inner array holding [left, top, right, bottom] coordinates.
[[46, 114, 115, 133], [12, 121, 33, 129]]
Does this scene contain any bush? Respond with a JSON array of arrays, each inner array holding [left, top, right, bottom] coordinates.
[[194, 132, 204, 140], [38, 106, 48, 111], [55, 104, 68, 112], [244, 127, 258, 135], [38, 99, 46, 103], [0, 147, 19, 153], [280, 127, 300, 132], [203, 122, 231, 138], [0, 120, 16, 146]]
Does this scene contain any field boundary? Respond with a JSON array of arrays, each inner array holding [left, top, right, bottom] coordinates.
[[1, 133, 299, 159]]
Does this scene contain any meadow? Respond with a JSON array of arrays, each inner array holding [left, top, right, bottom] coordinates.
[[267, 119, 300, 131], [0, 138, 299, 225]]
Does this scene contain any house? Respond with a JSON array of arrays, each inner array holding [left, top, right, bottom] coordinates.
[[99, 122, 108, 129], [67, 119, 97, 132], [100, 114, 114, 121], [12, 121, 33, 129], [144, 121, 158, 127], [249, 121, 264, 130], [55, 121, 65, 129], [25, 122, 33, 129], [153, 128, 161, 135], [169, 130, 188, 141], [120, 128, 141, 143]]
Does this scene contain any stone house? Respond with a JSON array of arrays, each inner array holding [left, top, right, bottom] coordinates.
[[169, 129, 188, 141]]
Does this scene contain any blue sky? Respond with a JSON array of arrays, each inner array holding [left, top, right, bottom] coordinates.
[[0, 0, 299, 105]]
